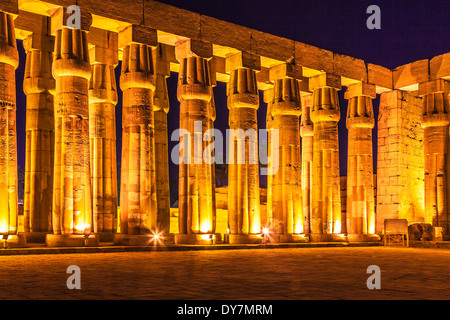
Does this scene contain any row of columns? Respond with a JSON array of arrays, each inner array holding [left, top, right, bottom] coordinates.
[[2, 8, 450, 244]]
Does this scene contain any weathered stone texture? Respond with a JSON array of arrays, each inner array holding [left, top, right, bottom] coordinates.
[[0, 11, 19, 234], [176, 39, 216, 234], [23, 33, 55, 233], [310, 76, 342, 234], [376, 90, 425, 233], [89, 30, 118, 237], [52, 27, 92, 235], [268, 77, 302, 234], [227, 66, 260, 235], [120, 43, 157, 235]]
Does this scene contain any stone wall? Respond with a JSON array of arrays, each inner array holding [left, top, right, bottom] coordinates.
[[376, 90, 425, 233]]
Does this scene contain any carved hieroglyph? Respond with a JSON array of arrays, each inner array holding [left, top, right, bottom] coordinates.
[[120, 43, 158, 235], [227, 67, 261, 235], [0, 11, 19, 234], [420, 79, 450, 234], [310, 74, 342, 234], [88, 30, 118, 236], [269, 77, 303, 234], [345, 82, 376, 235], [23, 33, 55, 233], [52, 27, 92, 235], [176, 39, 216, 234]]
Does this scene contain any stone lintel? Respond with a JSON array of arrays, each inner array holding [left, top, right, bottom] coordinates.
[[393, 59, 430, 91], [0, 0, 18, 15], [309, 73, 341, 91], [175, 39, 213, 61], [50, 6, 92, 34], [418, 79, 450, 96], [269, 63, 302, 81], [430, 53, 450, 81], [15, 10, 49, 40], [118, 24, 157, 49], [225, 51, 261, 73], [367, 63, 393, 93], [345, 82, 376, 99], [334, 53, 368, 83]]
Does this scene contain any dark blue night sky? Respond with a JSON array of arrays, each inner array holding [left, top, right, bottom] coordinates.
[[14, 0, 450, 194]]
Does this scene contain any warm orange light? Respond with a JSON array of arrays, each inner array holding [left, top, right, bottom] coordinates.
[[262, 227, 269, 235]]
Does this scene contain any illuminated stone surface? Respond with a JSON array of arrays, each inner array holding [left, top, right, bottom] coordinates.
[[268, 75, 303, 234], [310, 74, 342, 236], [376, 90, 425, 233], [88, 29, 119, 240], [23, 32, 55, 235], [345, 82, 376, 235], [52, 27, 92, 235], [300, 94, 313, 234], [176, 39, 216, 235], [0, 11, 18, 235], [227, 53, 261, 236], [153, 44, 171, 234], [119, 41, 157, 235], [419, 79, 450, 235]]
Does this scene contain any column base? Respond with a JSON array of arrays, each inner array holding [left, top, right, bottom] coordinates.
[[308, 233, 348, 242], [1, 234, 27, 248], [45, 234, 99, 247], [113, 233, 166, 246], [346, 234, 381, 242], [268, 234, 310, 243], [20, 232, 51, 243], [226, 234, 264, 244], [174, 233, 222, 245]]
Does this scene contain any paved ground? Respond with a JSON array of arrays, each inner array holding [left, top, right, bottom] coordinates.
[[0, 247, 449, 300]]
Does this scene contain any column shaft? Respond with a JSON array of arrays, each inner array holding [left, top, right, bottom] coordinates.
[[153, 45, 171, 233], [89, 47, 118, 236], [420, 81, 450, 234], [177, 52, 215, 234], [227, 68, 260, 234], [0, 11, 18, 234], [311, 85, 341, 234], [23, 34, 55, 233], [300, 96, 313, 234], [346, 94, 375, 234], [269, 78, 302, 234], [52, 27, 92, 235], [120, 43, 157, 235]]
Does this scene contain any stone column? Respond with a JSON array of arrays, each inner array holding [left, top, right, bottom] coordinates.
[[175, 39, 218, 244], [419, 79, 450, 236], [153, 44, 171, 234], [0, 10, 21, 245], [345, 82, 377, 241], [267, 64, 303, 241], [226, 52, 261, 243], [88, 28, 119, 242], [265, 90, 274, 232], [47, 9, 97, 247], [115, 25, 158, 245], [310, 73, 343, 240], [300, 94, 313, 234], [23, 32, 55, 242]]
